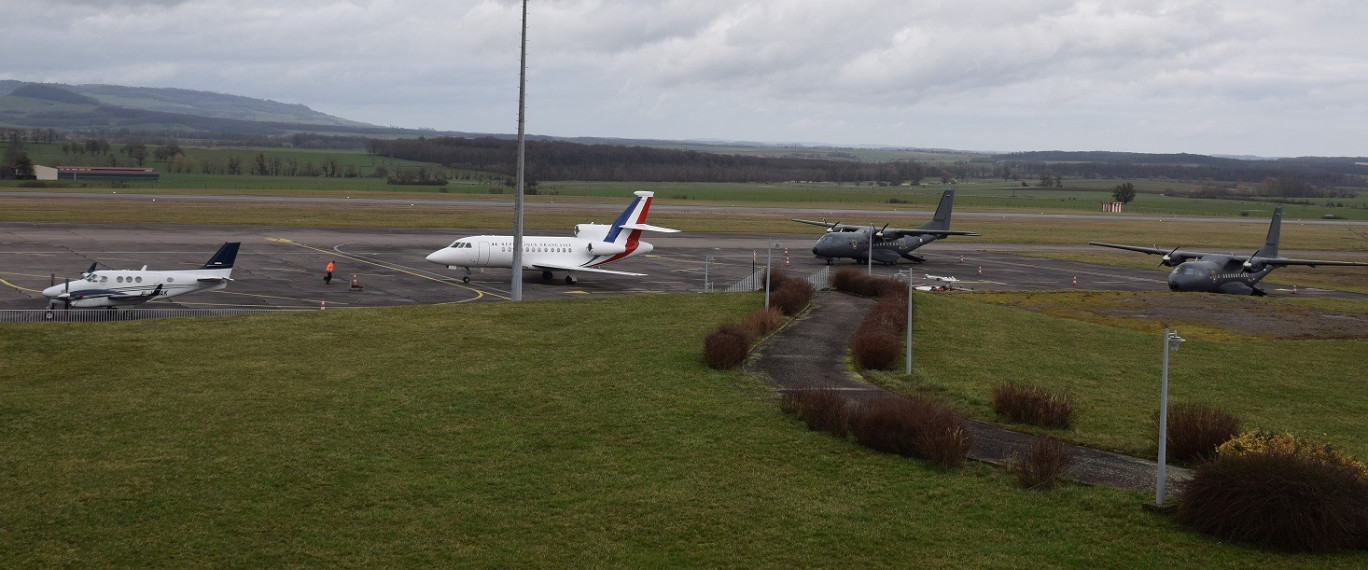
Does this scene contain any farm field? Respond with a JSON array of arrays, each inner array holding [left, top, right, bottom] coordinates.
[[2, 293, 1365, 567]]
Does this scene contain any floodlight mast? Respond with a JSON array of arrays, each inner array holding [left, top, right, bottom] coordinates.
[[510, 0, 528, 301]]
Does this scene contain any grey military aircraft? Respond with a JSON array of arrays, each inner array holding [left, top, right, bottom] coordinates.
[[1091, 205, 1368, 295], [792, 189, 980, 264]]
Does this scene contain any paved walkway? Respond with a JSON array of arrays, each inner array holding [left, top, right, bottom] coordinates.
[[748, 290, 1190, 491]]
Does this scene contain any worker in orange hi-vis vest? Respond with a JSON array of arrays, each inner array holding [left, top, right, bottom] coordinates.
[[324, 260, 336, 285]]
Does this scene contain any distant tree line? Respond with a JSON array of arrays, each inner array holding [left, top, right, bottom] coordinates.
[[367, 137, 927, 185], [992, 152, 1368, 188]]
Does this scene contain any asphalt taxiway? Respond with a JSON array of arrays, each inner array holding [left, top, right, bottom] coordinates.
[[0, 222, 1362, 311]]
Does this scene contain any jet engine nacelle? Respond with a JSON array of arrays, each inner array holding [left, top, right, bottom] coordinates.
[[586, 241, 627, 255], [574, 223, 611, 242]]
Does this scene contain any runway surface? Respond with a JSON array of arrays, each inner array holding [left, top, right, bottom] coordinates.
[[1, 221, 1362, 311]]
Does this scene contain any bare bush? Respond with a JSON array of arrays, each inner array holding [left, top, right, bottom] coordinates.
[[1178, 451, 1368, 553], [741, 308, 786, 338], [779, 388, 850, 436], [770, 278, 814, 316], [847, 395, 972, 469], [991, 383, 1074, 429], [703, 323, 754, 370], [1156, 402, 1241, 463], [851, 330, 900, 370], [1008, 438, 1073, 490]]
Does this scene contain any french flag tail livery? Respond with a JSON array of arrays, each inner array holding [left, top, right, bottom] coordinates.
[[590, 191, 678, 266]]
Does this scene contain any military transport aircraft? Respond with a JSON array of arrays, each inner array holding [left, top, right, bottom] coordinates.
[[43, 242, 240, 309], [792, 189, 980, 264], [426, 190, 679, 284], [1090, 206, 1368, 295]]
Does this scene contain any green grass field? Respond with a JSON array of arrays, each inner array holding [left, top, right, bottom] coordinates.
[[2, 293, 1365, 566], [868, 292, 1368, 459]]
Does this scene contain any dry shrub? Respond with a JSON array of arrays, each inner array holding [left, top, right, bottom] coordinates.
[[851, 329, 900, 370], [1157, 402, 1240, 463], [1177, 450, 1368, 553], [1008, 438, 1073, 490], [741, 308, 786, 338], [991, 383, 1074, 429], [848, 395, 972, 469], [830, 268, 860, 292], [703, 322, 754, 369], [779, 387, 850, 436], [1217, 430, 1368, 477], [861, 297, 907, 334], [770, 278, 814, 316], [830, 269, 903, 297]]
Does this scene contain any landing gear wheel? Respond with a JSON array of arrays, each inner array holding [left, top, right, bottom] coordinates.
[[542, 270, 554, 281], [565, 275, 577, 285], [462, 276, 470, 284]]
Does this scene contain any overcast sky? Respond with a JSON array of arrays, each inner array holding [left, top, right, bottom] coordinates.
[[5, 0, 1366, 157]]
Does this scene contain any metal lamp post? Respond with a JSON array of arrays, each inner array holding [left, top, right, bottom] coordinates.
[[764, 242, 780, 309], [905, 270, 914, 375], [1156, 328, 1185, 506]]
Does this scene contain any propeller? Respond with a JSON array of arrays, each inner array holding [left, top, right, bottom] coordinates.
[[1160, 246, 1182, 267], [826, 220, 840, 233], [1241, 247, 1264, 274], [875, 223, 889, 239]]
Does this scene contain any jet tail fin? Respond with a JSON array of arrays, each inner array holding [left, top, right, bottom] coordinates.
[[606, 191, 666, 244], [202, 242, 241, 269], [918, 189, 956, 231], [1260, 206, 1281, 259]]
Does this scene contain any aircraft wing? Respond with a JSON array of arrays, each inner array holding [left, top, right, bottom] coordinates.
[[884, 228, 981, 238], [530, 262, 645, 277], [791, 218, 846, 229], [1089, 242, 1219, 266], [1258, 256, 1368, 268], [620, 223, 680, 233], [105, 284, 164, 304]]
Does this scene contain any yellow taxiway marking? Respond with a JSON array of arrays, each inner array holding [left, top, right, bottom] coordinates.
[[267, 237, 507, 302], [0, 277, 42, 294]]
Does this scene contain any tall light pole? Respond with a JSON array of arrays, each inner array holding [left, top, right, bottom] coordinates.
[[1156, 328, 1185, 506], [764, 242, 779, 310], [905, 270, 914, 375], [867, 225, 875, 275], [510, 0, 528, 301]]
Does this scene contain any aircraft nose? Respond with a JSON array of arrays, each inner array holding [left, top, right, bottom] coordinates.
[[425, 250, 443, 264]]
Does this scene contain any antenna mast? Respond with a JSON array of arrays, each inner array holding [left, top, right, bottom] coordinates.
[[511, 0, 528, 301]]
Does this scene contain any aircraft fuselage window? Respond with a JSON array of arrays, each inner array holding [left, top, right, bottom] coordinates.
[[135, 276, 143, 283], [117, 276, 124, 283]]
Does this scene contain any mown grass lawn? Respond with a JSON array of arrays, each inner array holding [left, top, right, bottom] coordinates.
[[869, 292, 1368, 460], [2, 294, 1365, 567]]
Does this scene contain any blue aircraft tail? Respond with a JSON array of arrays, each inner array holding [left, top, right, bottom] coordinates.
[[202, 242, 241, 269]]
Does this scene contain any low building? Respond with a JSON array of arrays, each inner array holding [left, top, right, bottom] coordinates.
[[33, 165, 161, 182]]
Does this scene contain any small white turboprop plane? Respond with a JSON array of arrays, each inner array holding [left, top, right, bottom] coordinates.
[[426, 191, 679, 284], [43, 242, 240, 309]]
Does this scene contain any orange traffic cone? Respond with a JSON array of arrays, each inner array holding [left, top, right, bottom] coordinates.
[[1292, 284, 1298, 294], [977, 266, 983, 276], [350, 273, 362, 291], [959, 254, 964, 263], [784, 248, 790, 266], [1071, 275, 1078, 288], [320, 300, 327, 310]]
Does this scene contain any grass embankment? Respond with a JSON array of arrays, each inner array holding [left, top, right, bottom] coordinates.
[[3, 294, 1366, 567], [868, 292, 1368, 459]]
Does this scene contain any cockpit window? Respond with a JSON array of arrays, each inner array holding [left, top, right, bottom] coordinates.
[[1183, 267, 1195, 275]]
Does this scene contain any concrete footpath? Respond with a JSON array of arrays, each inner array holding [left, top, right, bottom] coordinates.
[[748, 289, 1190, 491]]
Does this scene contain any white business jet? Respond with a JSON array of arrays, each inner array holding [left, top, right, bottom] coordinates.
[[426, 191, 679, 284], [43, 242, 240, 309]]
